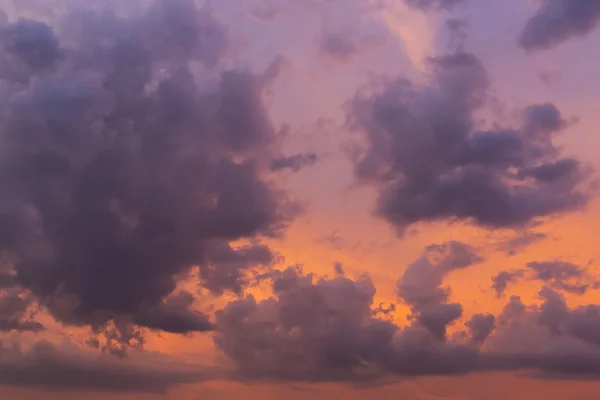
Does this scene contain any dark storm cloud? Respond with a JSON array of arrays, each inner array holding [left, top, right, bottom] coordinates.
[[0, 340, 211, 393], [0, 0, 297, 344], [404, 0, 467, 12], [346, 51, 591, 233], [270, 152, 318, 172], [519, 0, 600, 52], [133, 291, 212, 334], [396, 241, 483, 340], [0, 290, 43, 332]]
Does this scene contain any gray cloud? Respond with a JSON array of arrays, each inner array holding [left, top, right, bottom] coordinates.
[[270, 152, 318, 173], [519, 0, 600, 52], [445, 18, 469, 51], [346, 52, 591, 233], [404, 0, 467, 12], [215, 264, 600, 383], [486, 287, 600, 378], [491, 270, 525, 297], [0, 289, 43, 332], [132, 290, 212, 334], [527, 261, 599, 295], [492, 261, 598, 297], [465, 313, 495, 344], [214, 264, 480, 382], [320, 33, 357, 59], [0, 0, 297, 346], [214, 266, 400, 382], [396, 241, 483, 340], [0, 340, 211, 393], [0, 18, 62, 83], [494, 231, 548, 256]]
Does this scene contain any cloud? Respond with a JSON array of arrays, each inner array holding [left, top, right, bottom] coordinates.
[[494, 231, 548, 256], [0, 0, 298, 346], [397, 241, 483, 340], [491, 261, 598, 297], [465, 313, 495, 344], [346, 51, 592, 233], [319, 33, 358, 60], [214, 265, 400, 382], [333, 262, 345, 276], [132, 290, 212, 334], [519, 0, 600, 52], [318, 30, 386, 63], [404, 0, 467, 12], [486, 288, 600, 378], [214, 263, 481, 382], [0, 340, 211, 393], [270, 152, 318, 173], [214, 263, 600, 383], [0, 289, 43, 332], [0, 18, 62, 83], [491, 270, 525, 297], [445, 18, 469, 51], [526, 261, 599, 295], [537, 69, 562, 84]]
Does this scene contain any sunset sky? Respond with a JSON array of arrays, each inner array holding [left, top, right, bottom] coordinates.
[[1, 0, 600, 399]]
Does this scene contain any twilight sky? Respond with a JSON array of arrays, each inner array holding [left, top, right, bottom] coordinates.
[[0, 0, 600, 399]]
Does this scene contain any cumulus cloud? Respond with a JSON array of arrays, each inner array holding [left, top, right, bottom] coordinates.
[[214, 256, 600, 384], [396, 241, 483, 340], [346, 51, 592, 233], [519, 0, 600, 52], [486, 288, 600, 378], [214, 264, 478, 382], [0, 0, 599, 394], [465, 313, 495, 344], [0, 0, 298, 348]]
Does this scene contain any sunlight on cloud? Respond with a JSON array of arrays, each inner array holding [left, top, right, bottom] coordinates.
[[376, 0, 436, 71]]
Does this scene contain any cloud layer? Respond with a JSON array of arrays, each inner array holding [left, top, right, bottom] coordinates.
[[214, 246, 600, 384], [0, 0, 598, 396]]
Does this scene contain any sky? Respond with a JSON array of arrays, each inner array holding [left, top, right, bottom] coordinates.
[[0, 0, 600, 399]]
